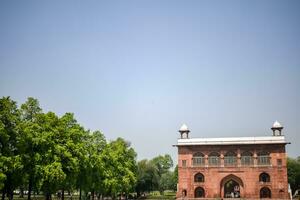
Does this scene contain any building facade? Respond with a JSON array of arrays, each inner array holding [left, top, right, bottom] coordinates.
[[175, 122, 290, 199]]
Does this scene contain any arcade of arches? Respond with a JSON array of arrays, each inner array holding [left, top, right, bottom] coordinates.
[[187, 173, 276, 198]]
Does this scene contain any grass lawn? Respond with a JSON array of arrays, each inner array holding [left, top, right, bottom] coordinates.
[[145, 191, 176, 199]]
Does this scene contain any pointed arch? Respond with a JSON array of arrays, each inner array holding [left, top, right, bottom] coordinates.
[[182, 190, 187, 197], [194, 187, 205, 198], [220, 174, 244, 187], [194, 172, 204, 182], [220, 174, 244, 198], [259, 172, 270, 182], [260, 187, 271, 198]]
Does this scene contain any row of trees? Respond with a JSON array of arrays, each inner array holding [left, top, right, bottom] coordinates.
[[0, 97, 177, 200]]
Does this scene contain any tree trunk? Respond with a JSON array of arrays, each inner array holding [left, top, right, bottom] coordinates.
[[19, 186, 24, 198], [85, 191, 88, 200], [62, 188, 64, 200], [79, 188, 81, 200], [91, 190, 94, 200], [27, 177, 32, 200], [46, 192, 51, 200], [1, 188, 5, 200], [8, 189, 13, 200]]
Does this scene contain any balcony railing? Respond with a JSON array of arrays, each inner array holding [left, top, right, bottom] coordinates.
[[241, 156, 254, 166], [208, 157, 220, 166], [192, 157, 205, 166], [224, 156, 237, 166], [258, 156, 271, 166], [187, 155, 271, 168]]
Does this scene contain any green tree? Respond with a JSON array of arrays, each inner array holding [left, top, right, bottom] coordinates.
[[287, 157, 300, 194], [172, 165, 178, 191], [20, 97, 42, 121], [0, 97, 23, 200], [151, 154, 173, 194], [136, 155, 175, 196], [135, 159, 159, 196], [58, 113, 87, 200], [102, 138, 137, 199], [0, 122, 6, 191], [75, 131, 91, 200], [151, 154, 173, 177], [19, 97, 43, 200], [38, 112, 66, 200], [158, 171, 174, 194], [78, 130, 106, 200]]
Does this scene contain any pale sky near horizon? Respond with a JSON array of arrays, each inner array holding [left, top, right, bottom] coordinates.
[[1, 1, 300, 163]]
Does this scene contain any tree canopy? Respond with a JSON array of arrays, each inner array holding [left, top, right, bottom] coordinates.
[[135, 155, 177, 197], [287, 157, 300, 194], [0, 97, 139, 200]]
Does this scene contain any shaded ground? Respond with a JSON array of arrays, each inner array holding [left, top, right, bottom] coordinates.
[[1, 191, 176, 200]]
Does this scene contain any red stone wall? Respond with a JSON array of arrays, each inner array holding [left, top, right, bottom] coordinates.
[[177, 144, 289, 199]]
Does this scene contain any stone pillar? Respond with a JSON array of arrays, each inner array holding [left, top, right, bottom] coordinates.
[[237, 153, 241, 167], [253, 150, 258, 167], [220, 153, 224, 167]]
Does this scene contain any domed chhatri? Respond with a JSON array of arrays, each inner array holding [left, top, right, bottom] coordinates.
[[179, 123, 190, 139], [272, 120, 283, 128], [179, 124, 189, 132], [271, 120, 284, 136]]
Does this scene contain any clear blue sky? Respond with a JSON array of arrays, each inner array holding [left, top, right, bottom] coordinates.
[[1, 1, 300, 162]]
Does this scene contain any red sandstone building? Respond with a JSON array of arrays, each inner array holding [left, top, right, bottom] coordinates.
[[175, 121, 290, 199]]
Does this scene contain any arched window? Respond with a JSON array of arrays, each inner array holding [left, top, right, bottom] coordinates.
[[258, 152, 270, 166], [194, 187, 205, 198], [260, 187, 271, 198], [224, 151, 237, 166], [259, 173, 270, 182], [182, 190, 187, 197], [241, 151, 253, 166], [193, 152, 205, 166], [208, 152, 220, 166], [194, 172, 204, 182]]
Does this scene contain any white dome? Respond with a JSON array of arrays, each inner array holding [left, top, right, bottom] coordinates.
[[272, 120, 283, 128], [179, 124, 189, 132]]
